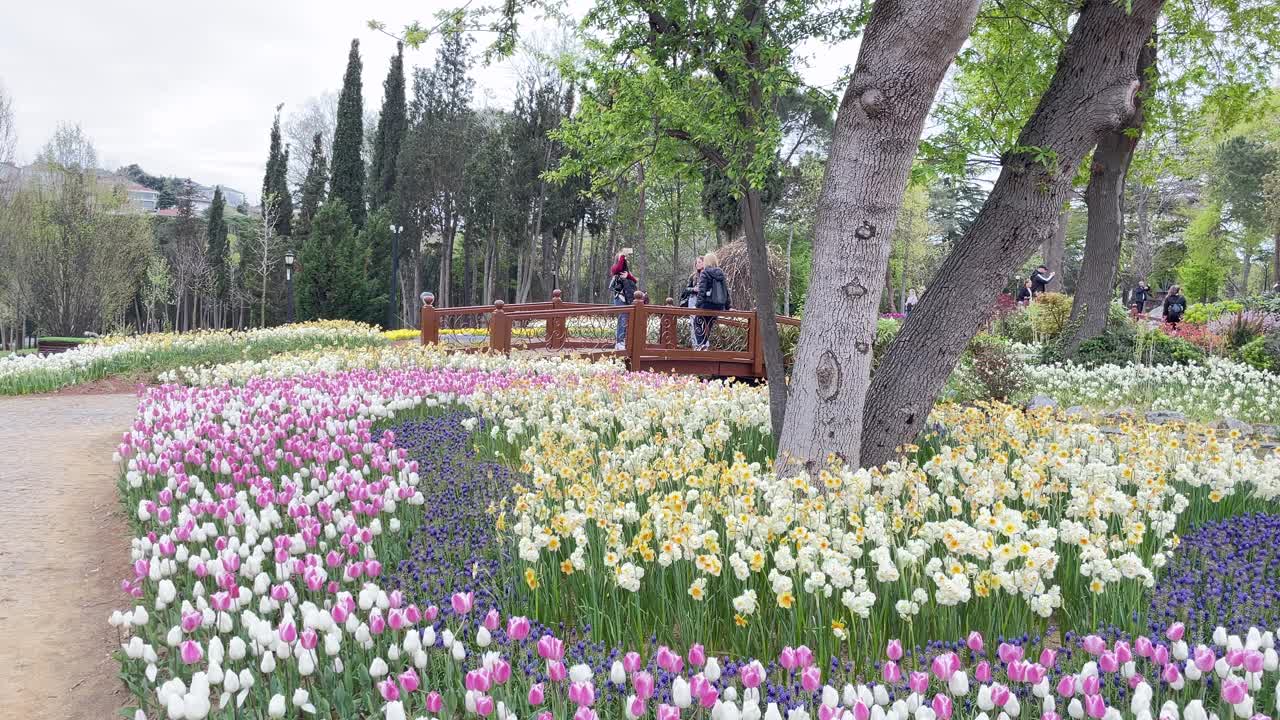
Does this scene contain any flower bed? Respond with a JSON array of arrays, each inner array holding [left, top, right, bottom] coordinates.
[[109, 347, 1280, 719], [0, 321, 386, 395]]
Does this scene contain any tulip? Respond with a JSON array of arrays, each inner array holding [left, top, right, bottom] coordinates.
[[451, 591, 474, 615], [976, 661, 992, 683], [569, 681, 596, 707], [931, 653, 959, 682], [528, 683, 545, 706], [1084, 695, 1106, 719], [998, 643, 1023, 664], [932, 694, 953, 720], [538, 635, 565, 661], [887, 640, 904, 661], [475, 695, 495, 717], [611, 660, 627, 685], [1222, 677, 1248, 705], [689, 644, 707, 668], [740, 662, 764, 689], [180, 640, 203, 665], [883, 661, 902, 683], [507, 616, 531, 641], [967, 632, 985, 653], [1135, 637, 1154, 658], [991, 684, 1010, 709], [672, 676, 692, 708], [634, 671, 656, 699], [1081, 676, 1100, 696], [796, 646, 814, 668], [909, 672, 930, 694], [398, 668, 419, 693], [1099, 653, 1118, 674], [801, 666, 822, 692], [623, 651, 644, 673], [1081, 636, 1106, 656], [425, 692, 443, 713], [780, 647, 799, 671], [853, 701, 870, 720], [573, 707, 598, 720], [1194, 646, 1216, 673], [483, 608, 500, 631], [658, 705, 682, 720], [627, 695, 645, 719], [1166, 623, 1185, 642], [378, 679, 399, 702], [1057, 676, 1076, 698]]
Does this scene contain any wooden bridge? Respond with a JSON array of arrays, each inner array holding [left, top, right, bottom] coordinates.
[[420, 290, 799, 379]]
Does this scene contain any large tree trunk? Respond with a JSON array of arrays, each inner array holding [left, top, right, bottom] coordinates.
[[1063, 36, 1156, 358], [635, 163, 647, 290], [743, 187, 788, 437], [776, 0, 981, 472], [1042, 214, 1066, 292], [861, 0, 1161, 469]]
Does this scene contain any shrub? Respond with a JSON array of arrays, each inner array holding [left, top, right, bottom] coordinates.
[[1239, 336, 1275, 372], [1244, 293, 1280, 314], [1028, 292, 1072, 339], [995, 306, 1035, 344], [1072, 304, 1138, 368], [1207, 310, 1279, 351], [948, 334, 1024, 402], [872, 317, 900, 369], [1183, 300, 1243, 325], [1135, 325, 1206, 366]]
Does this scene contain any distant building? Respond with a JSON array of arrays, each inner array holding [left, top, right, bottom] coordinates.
[[124, 181, 160, 212]]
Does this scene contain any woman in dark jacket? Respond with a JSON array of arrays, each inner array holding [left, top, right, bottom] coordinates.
[[1015, 279, 1033, 306], [1131, 280, 1150, 316], [680, 256, 705, 347], [609, 250, 639, 349], [1162, 284, 1186, 329], [695, 253, 730, 350]]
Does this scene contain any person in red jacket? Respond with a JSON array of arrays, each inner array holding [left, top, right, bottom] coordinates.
[[609, 249, 639, 349]]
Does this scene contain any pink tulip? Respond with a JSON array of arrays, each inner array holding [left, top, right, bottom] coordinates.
[[1098, 652, 1118, 673], [484, 608, 500, 631], [475, 695, 494, 717], [1134, 637, 1154, 658], [1222, 677, 1248, 705], [796, 645, 814, 668], [1081, 675, 1100, 697], [569, 681, 596, 707], [538, 713, 553, 720], [1056, 675, 1076, 698], [1162, 664, 1181, 684], [492, 659, 511, 685], [425, 692, 443, 713], [300, 628, 318, 650], [369, 614, 386, 635], [634, 671, 655, 699], [628, 696, 646, 718], [1113, 642, 1132, 665], [909, 671, 930, 694], [657, 705, 680, 720], [688, 644, 707, 668], [882, 661, 902, 683], [573, 707, 598, 720], [779, 646, 798, 671], [740, 662, 764, 689], [991, 684, 1010, 708], [818, 705, 839, 720], [1026, 663, 1047, 685], [801, 665, 822, 692], [1084, 694, 1106, 719], [378, 679, 400, 702], [538, 635, 565, 661], [1194, 646, 1216, 673], [997, 642, 1023, 664], [931, 652, 959, 682], [1165, 623, 1185, 642], [975, 661, 992, 683], [887, 639, 904, 661], [853, 700, 870, 720], [1008, 660, 1027, 683], [451, 591, 474, 615], [623, 651, 644, 673], [967, 631, 985, 653], [932, 694, 953, 720], [1042, 713, 1062, 720], [181, 610, 201, 633], [1244, 650, 1265, 673], [179, 640, 203, 665], [1081, 635, 1106, 655], [528, 683, 545, 706], [548, 661, 567, 682], [425, 605, 439, 622], [1227, 648, 1245, 668], [508, 616, 531, 641], [399, 669, 419, 693], [1152, 644, 1169, 667], [1127, 673, 1145, 690]]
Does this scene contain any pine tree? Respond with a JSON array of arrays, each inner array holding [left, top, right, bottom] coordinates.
[[370, 42, 407, 212], [330, 39, 367, 228], [262, 110, 293, 237], [206, 186, 229, 308], [297, 132, 328, 240], [297, 200, 374, 321]]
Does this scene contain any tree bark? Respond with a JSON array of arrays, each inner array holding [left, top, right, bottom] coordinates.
[[743, 187, 788, 437], [861, 0, 1162, 469], [635, 163, 647, 289], [1042, 214, 1066, 293], [776, 0, 981, 473], [784, 224, 795, 315], [1130, 183, 1155, 283], [1063, 36, 1156, 358]]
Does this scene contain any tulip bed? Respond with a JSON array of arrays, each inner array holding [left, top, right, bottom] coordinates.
[[0, 321, 387, 395], [110, 347, 1280, 720]]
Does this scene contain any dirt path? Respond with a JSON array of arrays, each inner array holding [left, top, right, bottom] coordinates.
[[0, 392, 139, 720]]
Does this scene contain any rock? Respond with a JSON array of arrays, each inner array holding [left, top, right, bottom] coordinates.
[[1065, 406, 1088, 417], [1101, 407, 1136, 419], [1025, 395, 1058, 412], [1253, 424, 1280, 439], [1145, 410, 1188, 424], [1222, 417, 1254, 435]]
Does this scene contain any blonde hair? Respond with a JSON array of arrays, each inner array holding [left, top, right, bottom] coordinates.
[[702, 252, 720, 268]]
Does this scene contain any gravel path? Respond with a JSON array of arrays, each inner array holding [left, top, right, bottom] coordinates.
[[0, 392, 139, 720]]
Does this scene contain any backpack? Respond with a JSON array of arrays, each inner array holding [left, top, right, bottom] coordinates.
[[1168, 299, 1184, 316], [709, 275, 729, 307]]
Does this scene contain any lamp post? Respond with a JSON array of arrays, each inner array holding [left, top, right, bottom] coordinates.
[[387, 224, 403, 330], [284, 249, 296, 324]]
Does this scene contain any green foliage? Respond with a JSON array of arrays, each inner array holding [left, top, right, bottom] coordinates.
[[296, 133, 328, 241], [206, 187, 229, 302], [370, 43, 407, 212], [330, 39, 367, 228], [1178, 202, 1227, 302], [1183, 300, 1243, 324], [947, 334, 1025, 403], [872, 318, 900, 370], [1216, 135, 1278, 232], [296, 200, 377, 322], [1239, 335, 1275, 371], [1028, 292, 1073, 339], [261, 112, 293, 239], [1246, 294, 1280, 313], [1135, 325, 1206, 366]]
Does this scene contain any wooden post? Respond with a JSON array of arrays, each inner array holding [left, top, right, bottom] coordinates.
[[489, 300, 511, 354], [420, 295, 438, 346], [548, 289, 566, 349], [628, 295, 647, 370], [751, 311, 765, 379], [660, 297, 677, 349]]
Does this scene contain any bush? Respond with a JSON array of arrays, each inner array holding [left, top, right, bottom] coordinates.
[[1183, 300, 1243, 325], [994, 306, 1035, 344], [948, 334, 1025, 402], [1244, 293, 1280, 314], [1206, 310, 1279, 351], [1028, 292, 1072, 339], [1239, 336, 1275, 372], [871, 317, 900, 370], [1135, 325, 1206, 366]]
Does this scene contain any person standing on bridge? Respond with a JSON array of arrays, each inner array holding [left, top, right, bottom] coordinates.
[[681, 256, 705, 347], [696, 253, 731, 351], [610, 249, 639, 350]]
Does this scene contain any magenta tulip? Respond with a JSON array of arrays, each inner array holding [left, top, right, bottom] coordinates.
[[886, 639, 904, 661], [967, 631, 984, 653], [508, 616, 531, 641], [634, 671, 655, 699], [932, 694, 954, 719], [801, 665, 822, 692], [528, 683, 545, 706], [179, 640, 203, 665]]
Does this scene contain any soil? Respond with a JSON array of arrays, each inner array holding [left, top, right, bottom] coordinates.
[[0, 392, 139, 720]]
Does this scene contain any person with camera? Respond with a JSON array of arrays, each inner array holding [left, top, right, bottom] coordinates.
[[609, 248, 639, 350]]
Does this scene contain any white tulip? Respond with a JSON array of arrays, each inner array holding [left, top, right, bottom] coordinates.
[[1158, 700, 1179, 720], [948, 671, 969, 696], [822, 685, 839, 708], [1068, 698, 1084, 719], [228, 637, 246, 661], [259, 652, 276, 674], [706, 657, 722, 682], [369, 657, 388, 677], [267, 693, 286, 718], [610, 660, 626, 685], [298, 648, 315, 676], [451, 640, 466, 662], [1184, 700, 1208, 720], [673, 676, 692, 708], [166, 626, 183, 647], [763, 704, 782, 720]]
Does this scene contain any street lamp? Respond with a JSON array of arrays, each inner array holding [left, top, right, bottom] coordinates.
[[284, 249, 296, 324], [387, 224, 403, 330]]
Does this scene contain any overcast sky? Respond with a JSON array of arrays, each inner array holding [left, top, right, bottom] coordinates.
[[0, 1, 853, 204]]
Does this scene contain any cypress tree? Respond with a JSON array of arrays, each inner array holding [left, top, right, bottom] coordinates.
[[206, 186, 229, 306], [297, 199, 373, 321], [330, 39, 367, 228], [296, 132, 328, 240], [261, 110, 293, 237], [370, 42, 407, 212]]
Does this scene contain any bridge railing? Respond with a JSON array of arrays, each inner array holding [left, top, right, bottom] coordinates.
[[421, 290, 799, 378]]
